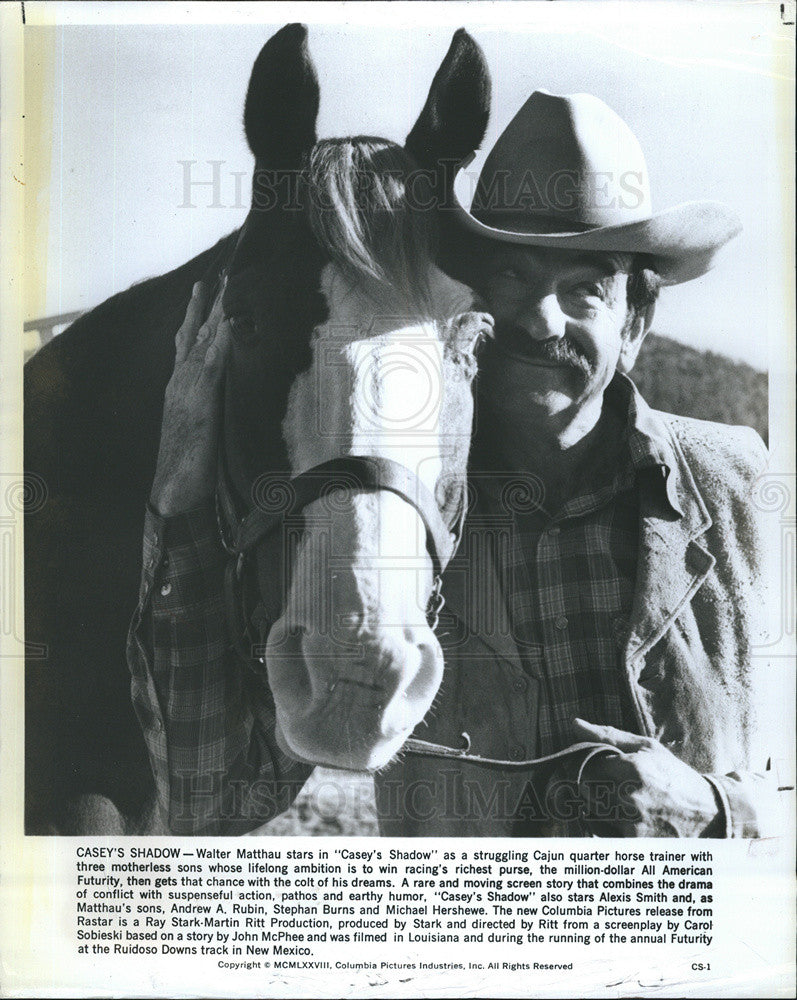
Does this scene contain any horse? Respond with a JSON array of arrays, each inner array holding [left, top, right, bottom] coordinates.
[[24, 23, 492, 834]]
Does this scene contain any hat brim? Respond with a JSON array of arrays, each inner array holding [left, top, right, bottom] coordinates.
[[452, 162, 742, 285]]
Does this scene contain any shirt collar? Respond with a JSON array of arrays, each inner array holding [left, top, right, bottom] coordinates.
[[469, 371, 684, 518]]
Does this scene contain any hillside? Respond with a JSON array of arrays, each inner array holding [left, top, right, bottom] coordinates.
[[633, 333, 768, 443]]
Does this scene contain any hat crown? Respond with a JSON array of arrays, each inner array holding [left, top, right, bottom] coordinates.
[[473, 90, 652, 231], [453, 89, 742, 285]]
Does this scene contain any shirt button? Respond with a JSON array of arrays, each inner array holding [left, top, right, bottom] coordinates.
[[554, 615, 568, 630], [548, 526, 561, 536], [510, 744, 525, 760], [153, 718, 163, 734], [160, 582, 172, 597], [512, 677, 526, 692], [152, 532, 159, 546]]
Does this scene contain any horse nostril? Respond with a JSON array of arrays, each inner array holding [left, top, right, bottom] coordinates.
[[264, 617, 313, 704], [393, 630, 444, 711], [374, 632, 443, 745]]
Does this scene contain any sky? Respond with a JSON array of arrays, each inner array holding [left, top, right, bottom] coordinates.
[[23, 1, 795, 370]]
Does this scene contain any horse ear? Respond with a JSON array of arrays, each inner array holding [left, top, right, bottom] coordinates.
[[405, 28, 491, 169], [244, 23, 319, 170]]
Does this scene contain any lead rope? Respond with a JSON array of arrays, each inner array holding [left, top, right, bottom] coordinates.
[[400, 734, 620, 773]]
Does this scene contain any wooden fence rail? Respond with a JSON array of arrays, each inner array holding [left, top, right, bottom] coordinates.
[[24, 311, 83, 361]]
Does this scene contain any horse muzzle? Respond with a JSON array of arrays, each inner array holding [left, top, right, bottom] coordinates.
[[264, 615, 445, 771]]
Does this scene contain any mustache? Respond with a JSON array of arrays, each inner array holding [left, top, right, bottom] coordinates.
[[491, 323, 593, 374]]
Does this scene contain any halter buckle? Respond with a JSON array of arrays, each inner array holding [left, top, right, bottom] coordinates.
[[425, 574, 446, 631]]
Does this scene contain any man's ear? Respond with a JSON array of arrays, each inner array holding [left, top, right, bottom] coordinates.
[[617, 301, 655, 373]]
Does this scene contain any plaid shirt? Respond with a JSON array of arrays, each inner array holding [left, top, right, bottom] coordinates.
[[473, 373, 681, 756], [128, 374, 679, 833], [126, 505, 311, 835]]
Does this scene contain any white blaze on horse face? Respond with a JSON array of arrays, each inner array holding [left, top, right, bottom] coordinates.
[[267, 263, 479, 771], [283, 263, 476, 489]]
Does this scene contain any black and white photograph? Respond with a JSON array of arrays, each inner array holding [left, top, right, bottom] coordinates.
[[2, 1, 794, 996]]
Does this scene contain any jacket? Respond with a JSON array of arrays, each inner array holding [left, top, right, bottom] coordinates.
[[374, 387, 781, 837]]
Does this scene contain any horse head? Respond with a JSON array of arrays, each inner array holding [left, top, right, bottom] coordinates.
[[219, 24, 491, 771]]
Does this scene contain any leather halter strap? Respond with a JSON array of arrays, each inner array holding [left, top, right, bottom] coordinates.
[[221, 455, 457, 578], [216, 448, 467, 660]]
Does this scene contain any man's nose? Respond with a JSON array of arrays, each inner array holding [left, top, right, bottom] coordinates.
[[514, 293, 567, 341]]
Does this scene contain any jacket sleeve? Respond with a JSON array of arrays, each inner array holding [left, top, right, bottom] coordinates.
[[703, 770, 785, 839], [703, 427, 790, 838], [126, 502, 312, 834]]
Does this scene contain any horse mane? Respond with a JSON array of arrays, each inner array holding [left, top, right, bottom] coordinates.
[[305, 137, 436, 310]]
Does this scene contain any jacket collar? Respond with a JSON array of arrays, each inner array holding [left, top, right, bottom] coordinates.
[[440, 374, 714, 669], [623, 383, 716, 664], [612, 372, 685, 517]]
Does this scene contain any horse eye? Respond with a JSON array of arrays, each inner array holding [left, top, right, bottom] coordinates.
[[572, 282, 603, 298], [498, 268, 523, 282], [229, 314, 257, 343]]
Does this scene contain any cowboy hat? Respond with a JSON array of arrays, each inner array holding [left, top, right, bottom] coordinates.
[[452, 90, 741, 284]]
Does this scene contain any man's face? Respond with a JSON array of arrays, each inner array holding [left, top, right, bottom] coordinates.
[[474, 245, 643, 422]]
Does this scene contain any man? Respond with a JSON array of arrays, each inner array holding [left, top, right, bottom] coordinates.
[[128, 91, 779, 837]]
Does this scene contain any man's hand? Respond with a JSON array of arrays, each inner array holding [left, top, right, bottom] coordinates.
[[572, 718, 722, 837], [150, 281, 232, 517]]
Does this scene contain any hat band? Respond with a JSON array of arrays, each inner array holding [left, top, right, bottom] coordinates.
[[466, 162, 653, 232], [471, 208, 600, 236]]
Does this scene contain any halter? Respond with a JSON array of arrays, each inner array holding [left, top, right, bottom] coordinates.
[[216, 445, 466, 664], [216, 455, 618, 773]]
